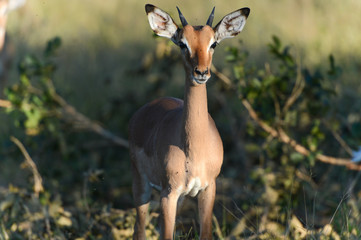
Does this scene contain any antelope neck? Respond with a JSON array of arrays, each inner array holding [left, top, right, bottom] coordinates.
[[181, 76, 209, 158]]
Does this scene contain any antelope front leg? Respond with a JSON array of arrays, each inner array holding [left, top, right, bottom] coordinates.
[[160, 189, 179, 240], [133, 202, 150, 240], [198, 180, 216, 240], [131, 162, 151, 240]]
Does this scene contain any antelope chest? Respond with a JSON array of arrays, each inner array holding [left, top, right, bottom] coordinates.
[[173, 158, 214, 198], [164, 147, 222, 197]]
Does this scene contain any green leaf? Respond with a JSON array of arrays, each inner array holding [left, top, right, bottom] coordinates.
[[44, 36, 62, 57], [247, 91, 259, 101], [250, 78, 262, 89], [225, 54, 236, 62], [290, 152, 304, 163], [233, 65, 244, 79], [262, 75, 277, 87], [272, 35, 281, 51], [20, 75, 30, 87]]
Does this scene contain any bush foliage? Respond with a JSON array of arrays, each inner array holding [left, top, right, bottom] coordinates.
[[1, 35, 361, 239]]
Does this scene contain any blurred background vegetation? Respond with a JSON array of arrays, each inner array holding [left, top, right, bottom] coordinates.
[[1, 0, 361, 239]]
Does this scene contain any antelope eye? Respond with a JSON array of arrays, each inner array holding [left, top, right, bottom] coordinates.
[[178, 42, 187, 49], [210, 42, 218, 49]]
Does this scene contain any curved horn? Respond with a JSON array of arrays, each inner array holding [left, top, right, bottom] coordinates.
[[206, 7, 215, 27], [176, 6, 188, 27]]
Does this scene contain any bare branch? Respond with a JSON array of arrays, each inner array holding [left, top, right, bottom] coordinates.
[[10, 136, 44, 196], [1, 93, 129, 148], [54, 95, 129, 148], [211, 64, 232, 88], [323, 121, 353, 156], [0, 99, 11, 108], [212, 66, 361, 171], [282, 64, 305, 114]]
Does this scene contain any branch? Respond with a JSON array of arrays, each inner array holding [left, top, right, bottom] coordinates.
[[0, 99, 11, 108], [282, 63, 305, 114], [324, 121, 353, 156], [1, 95, 129, 148], [53, 94, 129, 148], [211, 64, 233, 88], [10, 136, 44, 196], [212, 66, 361, 171]]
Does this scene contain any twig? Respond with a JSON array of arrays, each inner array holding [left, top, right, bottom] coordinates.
[[211, 64, 233, 88], [282, 63, 305, 114], [1, 93, 129, 148], [59, 102, 129, 148], [295, 169, 318, 189], [0, 99, 11, 108], [271, 92, 281, 123], [323, 121, 353, 156], [47, 89, 129, 148], [244, 98, 359, 170], [212, 66, 361, 171], [10, 136, 44, 196]]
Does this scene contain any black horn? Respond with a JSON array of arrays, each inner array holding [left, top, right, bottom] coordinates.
[[176, 6, 188, 27], [206, 7, 215, 27]]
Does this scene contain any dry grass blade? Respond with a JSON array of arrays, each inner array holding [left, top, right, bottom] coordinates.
[[212, 214, 224, 240], [10, 136, 44, 196]]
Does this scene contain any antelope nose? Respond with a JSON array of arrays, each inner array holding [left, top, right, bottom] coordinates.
[[194, 67, 209, 76]]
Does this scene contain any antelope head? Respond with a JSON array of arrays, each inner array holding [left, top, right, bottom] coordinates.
[[145, 4, 250, 85]]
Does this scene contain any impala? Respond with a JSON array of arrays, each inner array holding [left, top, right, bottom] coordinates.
[[129, 4, 250, 239]]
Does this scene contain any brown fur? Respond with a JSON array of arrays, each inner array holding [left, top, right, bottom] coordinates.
[[179, 25, 215, 79], [130, 4, 249, 239]]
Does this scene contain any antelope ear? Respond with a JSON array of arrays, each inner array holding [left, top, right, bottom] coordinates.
[[145, 4, 179, 40], [214, 8, 250, 43]]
